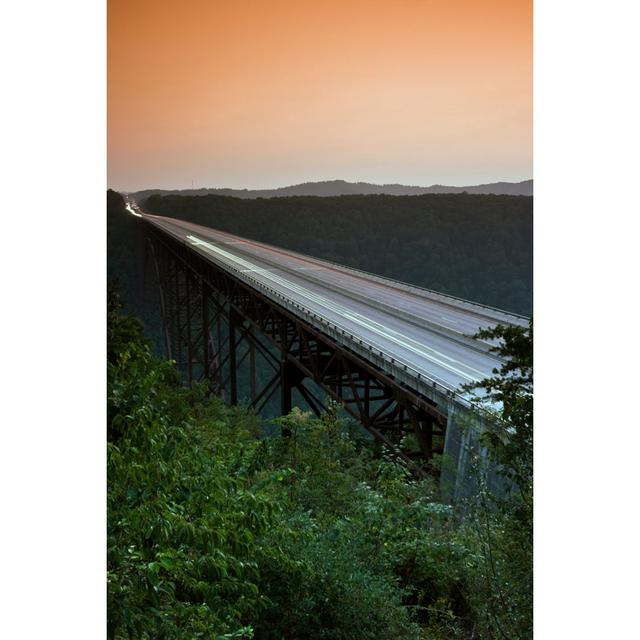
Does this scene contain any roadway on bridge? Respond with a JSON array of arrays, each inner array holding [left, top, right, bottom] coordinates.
[[140, 209, 528, 399]]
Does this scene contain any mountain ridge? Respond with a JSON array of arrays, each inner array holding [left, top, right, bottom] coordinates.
[[132, 179, 533, 200]]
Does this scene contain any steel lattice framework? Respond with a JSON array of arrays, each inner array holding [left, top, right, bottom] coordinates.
[[146, 221, 448, 475]]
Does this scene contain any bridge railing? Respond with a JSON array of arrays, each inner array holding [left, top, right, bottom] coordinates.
[[209, 236, 503, 357], [158, 223, 481, 412], [191, 221, 530, 324]]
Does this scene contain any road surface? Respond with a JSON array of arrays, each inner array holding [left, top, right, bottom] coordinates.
[[131, 202, 528, 405]]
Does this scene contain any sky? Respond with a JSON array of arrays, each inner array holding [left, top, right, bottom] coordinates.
[[108, 0, 532, 192]]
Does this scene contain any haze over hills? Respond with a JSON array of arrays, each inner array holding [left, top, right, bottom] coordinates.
[[132, 179, 533, 200]]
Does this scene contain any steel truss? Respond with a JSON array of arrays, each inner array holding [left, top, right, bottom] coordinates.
[[146, 223, 447, 475]]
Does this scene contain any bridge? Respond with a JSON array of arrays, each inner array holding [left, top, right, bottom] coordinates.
[[131, 199, 528, 494]]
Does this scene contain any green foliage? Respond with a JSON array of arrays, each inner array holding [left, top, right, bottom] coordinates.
[[471, 319, 533, 495], [107, 282, 146, 367], [108, 288, 533, 639], [108, 287, 278, 638], [459, 320, 534, 639], [248, 408, 478, 639]]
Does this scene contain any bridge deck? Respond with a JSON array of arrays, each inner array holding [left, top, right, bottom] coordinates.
[[143, 212, 527, 404]]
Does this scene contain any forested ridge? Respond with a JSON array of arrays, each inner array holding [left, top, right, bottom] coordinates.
[[107, 287, 533, 639], [107, 189, 532, 356], [107, 190, 163, 351], [142, 192, 532, 316]]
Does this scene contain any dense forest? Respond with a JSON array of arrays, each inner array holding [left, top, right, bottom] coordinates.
[[107, 287, 533, 639], [108, 189, 532, 357], [142, 192, 532, 316], [107, 190, 164, 351]]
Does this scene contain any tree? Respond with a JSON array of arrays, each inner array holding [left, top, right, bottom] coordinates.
[[461, 319, 533, 639], [466, 318, 533, 510], [107, 285, 276, 639]]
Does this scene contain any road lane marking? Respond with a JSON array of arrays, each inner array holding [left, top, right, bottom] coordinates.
[[186, 234, 488, 382], [341, 312, 486, 382]]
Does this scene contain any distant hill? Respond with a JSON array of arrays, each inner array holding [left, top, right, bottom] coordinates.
[[132, 179, 533, 200]]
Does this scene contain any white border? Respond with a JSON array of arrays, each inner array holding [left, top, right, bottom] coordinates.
[[1, 0, 106, 636], [535, 0, 640, 636], [2, 0, 640, 636]]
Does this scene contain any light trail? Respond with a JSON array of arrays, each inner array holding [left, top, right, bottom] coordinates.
[[186, 234, 486, 383]]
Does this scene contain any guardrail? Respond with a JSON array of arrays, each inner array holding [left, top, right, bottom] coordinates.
[[152, 220, 483, 413], [209, 238, 505, 358], [189, 222, 530, 324], [315, 259, 530, 323]]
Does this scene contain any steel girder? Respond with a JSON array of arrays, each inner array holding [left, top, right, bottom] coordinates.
[[146, 222, 447, 475]]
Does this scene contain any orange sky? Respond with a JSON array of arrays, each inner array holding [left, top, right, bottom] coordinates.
[[108, 0, 531, 191]]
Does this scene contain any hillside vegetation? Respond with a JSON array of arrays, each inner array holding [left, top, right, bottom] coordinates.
[[107, 287, 533, 639], [107, 190, 163, 351], [142, 192, 532, 316]]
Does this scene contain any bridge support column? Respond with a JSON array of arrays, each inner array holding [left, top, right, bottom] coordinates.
[[249, 341, 256, 405], [201, 280, 210, 384], [185, 268, 193, 385], [146, 237, 173, 361], [405, 407, 440, 461], [280, 359, 304, 436], [172, 254, 182, 368], [228, 308, 239, 405], [145, 222, 450, 478], [280, 359, 298, 416]]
